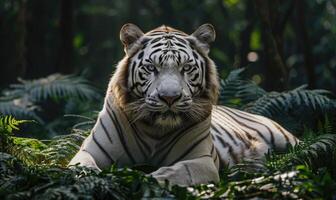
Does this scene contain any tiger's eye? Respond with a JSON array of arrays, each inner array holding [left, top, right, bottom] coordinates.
[[146, 65, 155, 72], [183, 65, 192, 72]]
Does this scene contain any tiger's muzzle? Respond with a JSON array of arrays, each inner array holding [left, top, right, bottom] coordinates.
[[146, 71, 192, 111], [144, 71, 193, 126]]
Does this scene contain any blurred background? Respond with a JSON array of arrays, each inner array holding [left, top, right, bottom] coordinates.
[[0, 0, 335, 138]]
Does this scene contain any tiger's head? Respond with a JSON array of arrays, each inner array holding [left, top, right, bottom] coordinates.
[[109, 24, 219, 127]]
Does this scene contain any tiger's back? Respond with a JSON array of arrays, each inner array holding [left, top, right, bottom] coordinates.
[[211, 105, 298, 166]]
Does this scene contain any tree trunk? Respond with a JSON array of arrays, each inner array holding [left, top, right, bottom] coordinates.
[[236, 0, 255, 68], [254, 0, 289, 91], [58, 0, 74, 74], [294, 0, 315, 88], [15, 0, 28, 79]]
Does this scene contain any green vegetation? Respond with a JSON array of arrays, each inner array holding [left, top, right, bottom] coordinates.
[[1, 72, 336, 199]]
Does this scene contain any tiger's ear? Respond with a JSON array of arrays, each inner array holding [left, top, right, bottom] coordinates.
[[191, 24, 216, 53], [120, 23, 144, 53]]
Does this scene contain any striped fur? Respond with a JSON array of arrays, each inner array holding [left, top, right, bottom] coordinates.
[[70, 24, 298, 186]]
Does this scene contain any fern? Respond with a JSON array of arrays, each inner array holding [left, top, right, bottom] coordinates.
[[8, 74, 99, 101], [219, 69, 336, 133], [0, 116, 88, 167], [266, 134, 336, 172], [0, 74, 100, 121], [0, 116, 32, 151], [40, 129, 90, 166], [0, 116, 31, 134], [0, 101, 43, 123], [244, 85, 335, 117], [219, 68, 266, 107]]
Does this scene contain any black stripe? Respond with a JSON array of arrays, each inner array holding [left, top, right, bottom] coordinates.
[[210, 144, 219, 165], [175, 37, 187, 45], [210, 143, 215, 155], [131, 123, 151, 153], [148, 33, 165, 36], [143, 81, 152, 94], [168, 132, 211, 165], [106, 101, 136, 164], [174, 42, 186, 48], [213, 113, 251, 148], [217, 107, 271, 146], [92, 131, 114, 163], [138, 71, 147, 81], [150, 37, 161, 44], [214, 149, 218, 163], [192, 51, 199, 59], [214, 109, 256, 141], [152, 42, 163, 48], [186, 83, 194, 95], [99, 117, 113, 144], [141, 38, 150, 46], [200, 62, 204, 86], [129, 125, 147, 159], [149, 48, 162, 58], [138, 51, 144, 59], [271, 121, 290, 146], [131, 61, 137, 85], [177, 48, 189, 55], [215, 134, 238, 164], [155, 123, 205, 163], [211, 123, 238, 146], [190, 73, 199, 82], [223, 108, 276, 148]]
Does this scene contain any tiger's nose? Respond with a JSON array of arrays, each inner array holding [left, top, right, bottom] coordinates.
[[158, 93, 181, 106]]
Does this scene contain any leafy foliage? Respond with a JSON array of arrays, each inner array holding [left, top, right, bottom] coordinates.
[[1, 115, 336, 199], [219, 68, 266, 107], [0, 116, 31, 134], [0, 116, 32, 152], [266, 134, 336, 172], [0, 74, 100, 122], [220, 69, 336, 133]]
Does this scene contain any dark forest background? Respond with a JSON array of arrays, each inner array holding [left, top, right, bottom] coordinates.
[[1, 0, 335, 92]]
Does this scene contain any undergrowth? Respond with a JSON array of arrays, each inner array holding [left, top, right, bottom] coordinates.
[[1, 115, 336, 199]]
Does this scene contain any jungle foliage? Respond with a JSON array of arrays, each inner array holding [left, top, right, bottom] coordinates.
[[1, 71, 336, 199]]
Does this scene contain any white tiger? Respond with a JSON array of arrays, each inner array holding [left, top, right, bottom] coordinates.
[[69, 24, 299, 186]]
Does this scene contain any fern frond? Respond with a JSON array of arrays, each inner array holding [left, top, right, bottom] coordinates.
[[243, 85, 336, 132], [0, 101, 43, 123], [7, 74, 100, 102], [266, 134, 336, 171], [245, 85, 335, 116], [40, 129, 90, 166], [0, 116, 32, 134], [219, 68, 266, 107]]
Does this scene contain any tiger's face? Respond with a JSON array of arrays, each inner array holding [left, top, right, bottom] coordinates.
[[111, 24, 219, 127]]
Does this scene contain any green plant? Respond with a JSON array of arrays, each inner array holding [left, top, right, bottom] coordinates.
[[0, 116, 32, 151], [219, 68, 266, 107], [0, 74, 100, 123], [219, 69, 336, 133]]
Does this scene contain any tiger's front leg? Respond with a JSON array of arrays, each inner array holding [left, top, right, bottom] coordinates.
[[151, 156, 219, 186], [69, 149, 101, 170]]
